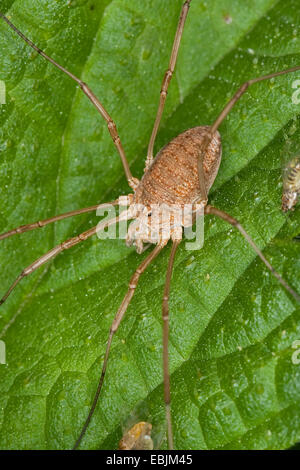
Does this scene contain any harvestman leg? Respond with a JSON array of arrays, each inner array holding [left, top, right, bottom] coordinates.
[[0, 213, 128, 306], [73, 242, 166, 450], [0, 13, 138, 190], [205, 205, 300, 303], [162, 239, 181, 450], [196, 65, 300, 199], [210, 66, 300, 134], [145, 0, 207, 202], [145, 0, 192, 170], [0, 200, 120, 241]]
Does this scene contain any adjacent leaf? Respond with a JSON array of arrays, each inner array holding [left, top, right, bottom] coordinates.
[[0, 0, 299, 450]]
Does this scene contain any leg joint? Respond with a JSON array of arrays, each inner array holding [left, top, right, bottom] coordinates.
[[161, 70, 173, 93], [129, 283, 137, 290], [238, 81, 250, 96], [107, 121, 120, 142], [130, 271, 141, 287], [80, 81, 88, 92], [61, 237, 78, 250]]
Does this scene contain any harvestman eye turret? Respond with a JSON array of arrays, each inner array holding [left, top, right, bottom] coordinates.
[[0, 0, 300, 450]]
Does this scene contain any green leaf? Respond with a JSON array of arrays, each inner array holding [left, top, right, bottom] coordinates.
[[0, 0, 299, 450]]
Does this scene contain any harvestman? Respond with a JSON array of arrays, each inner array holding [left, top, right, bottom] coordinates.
[[282, 156, 300, 211], [1, 0, 300, 450]]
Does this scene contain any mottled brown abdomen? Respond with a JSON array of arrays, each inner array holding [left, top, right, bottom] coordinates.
[[134, 126, 222, 207]]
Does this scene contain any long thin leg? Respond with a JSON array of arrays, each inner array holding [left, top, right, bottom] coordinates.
[[0, 200, 120, 241], [205, 205, 300, 303], [73, 242, 166, 450], [196, 65, 300, 201], [145, 0, 192, 170], [0, 213, 128, 306], [162, 239, 181, 450], [0, 13, 138, 190], [211, 66, 300, 134]]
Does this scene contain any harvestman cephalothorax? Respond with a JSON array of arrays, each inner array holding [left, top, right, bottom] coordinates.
[[0, 1, 300, 450]]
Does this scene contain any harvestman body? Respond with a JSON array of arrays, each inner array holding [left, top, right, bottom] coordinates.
[[0, 1, 300, 450], [118, 422, 153, 450]]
